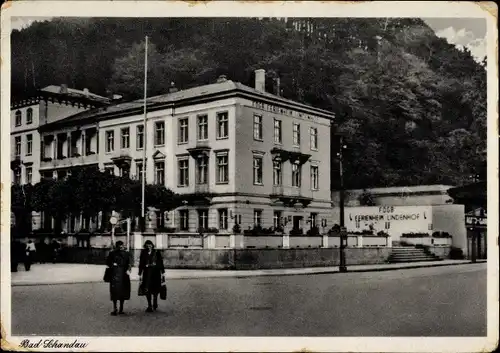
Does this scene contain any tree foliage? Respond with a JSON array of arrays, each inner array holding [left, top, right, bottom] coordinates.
[[11, 18, 487, 188]]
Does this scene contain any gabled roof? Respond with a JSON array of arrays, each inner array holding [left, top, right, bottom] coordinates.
[[40, 85, 110, 103], [39, 79, 335, 131]]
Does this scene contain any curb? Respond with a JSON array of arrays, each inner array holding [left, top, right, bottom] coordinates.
[[11, 261, 483, 287]]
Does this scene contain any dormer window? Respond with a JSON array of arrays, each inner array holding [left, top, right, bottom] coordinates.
[[15, 110, 22, 127]]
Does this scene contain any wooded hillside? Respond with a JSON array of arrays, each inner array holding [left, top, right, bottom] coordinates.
[[11, 18, 487, 189]]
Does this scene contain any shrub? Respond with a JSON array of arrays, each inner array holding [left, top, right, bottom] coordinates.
[[290, 228, 304, 236], [449, 246, 465, 259], [306, 226, 320, 236], [232, 224, 241, 234], [377, 230, 389, 237], [432, 231, 452, 238], [401, 232, 430, 238]]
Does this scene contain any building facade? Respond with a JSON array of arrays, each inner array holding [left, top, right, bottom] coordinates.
[[10, 85, 111, 185], [14, 70, 336, 235]]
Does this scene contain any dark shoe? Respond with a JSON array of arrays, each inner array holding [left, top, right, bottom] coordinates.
[[153, 304, 158, 311], [118, 311, 125, 315], [146, 307, 153, 313], [111, 311, 118, 316]]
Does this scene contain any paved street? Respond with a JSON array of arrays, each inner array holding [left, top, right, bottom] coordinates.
[[11, 263, 486, 336]]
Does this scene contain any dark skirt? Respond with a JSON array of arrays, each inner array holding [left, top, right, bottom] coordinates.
[[140, 266, 162, 295], [109, 266, 131, 301]]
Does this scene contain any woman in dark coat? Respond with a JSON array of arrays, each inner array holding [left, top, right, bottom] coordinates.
[[106, 241, 131, 316], [138, 240, 165, 312]]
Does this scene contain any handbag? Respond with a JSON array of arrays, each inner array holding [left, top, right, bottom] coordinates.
[[160, 275, 167, 300], [103, 267, 112, 283]]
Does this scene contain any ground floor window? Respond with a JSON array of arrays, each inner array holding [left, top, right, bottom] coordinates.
[[273, 211, 282, 229], [219, 209, 228, 230], [179, 210, 189, 231], [198, 209, 209, 230]]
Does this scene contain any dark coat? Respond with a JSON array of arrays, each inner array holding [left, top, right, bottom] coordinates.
[[138, 249, 165, 295], [106, 250, 132, 301]]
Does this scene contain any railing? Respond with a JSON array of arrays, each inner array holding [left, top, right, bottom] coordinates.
[[40, 153, 98, 169], [271, 186, 313, 199]]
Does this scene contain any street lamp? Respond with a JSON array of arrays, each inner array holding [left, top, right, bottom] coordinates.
[[336, 134, 348, 272]]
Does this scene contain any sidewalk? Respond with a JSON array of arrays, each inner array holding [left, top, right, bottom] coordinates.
[[9, 260, 485, 286]]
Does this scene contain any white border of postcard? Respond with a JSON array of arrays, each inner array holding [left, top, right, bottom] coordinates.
[[1, 1, 498, 352]]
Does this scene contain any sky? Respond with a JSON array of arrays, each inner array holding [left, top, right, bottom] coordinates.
[[10, 16, 488, 62]]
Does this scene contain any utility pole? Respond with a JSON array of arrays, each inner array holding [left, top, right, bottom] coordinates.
[[337, 134, 347, 272], [141, 36, 148, 231]]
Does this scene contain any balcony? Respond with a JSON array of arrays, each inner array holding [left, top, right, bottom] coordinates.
[[187, 141, 211, 158], [271, 185, 313, 207], [194, 183, 210, 194], [40, 153, 98, 169], [11, 156, 22, 171], [270, 147, 311, 165]]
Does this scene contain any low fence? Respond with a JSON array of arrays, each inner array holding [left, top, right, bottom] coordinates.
[[61, 247, 393, 269], [52, 244, 452, 269], [400, 236, 452, 247]]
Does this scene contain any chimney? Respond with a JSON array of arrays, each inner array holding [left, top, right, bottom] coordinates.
[[169, 82, 178, 93], [274, 77, 281, 96], [60, 84, 68, 94], [216, 74, 228, 83], [255, 69, 266, 92], [83, 88, 89, 96]]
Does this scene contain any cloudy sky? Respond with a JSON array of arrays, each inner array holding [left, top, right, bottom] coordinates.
[[11, 17, 488, 62]]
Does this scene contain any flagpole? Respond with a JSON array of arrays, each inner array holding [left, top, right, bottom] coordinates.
[[141, 36, 148, 223]]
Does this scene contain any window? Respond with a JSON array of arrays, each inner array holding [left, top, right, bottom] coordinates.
[[253, 210, 262, 227], [105, 131, 114, 153], [15, 110, 21, 127], [197, 115, 208, 140], [136, 162, 144, 183], [105, 165, 114, 175], [178, 118, 189, 144], [292, 163, 301, 187], [216, 112, 228, 139], [136, 125, 144, 150], [310, 127, 318, 150], [155, 121, 165, 146], [155, 161, 165, 185], [15, 136, 21, 157], [274, 119, 282, 144], [26, 108, 33, 125], [14, 169, 21, 185], [310, 213, 318, 228], [179, 210, 189, 231], [178, 158, 189, 187], [219, 209, 228, 230], [119, 166, 130, 178], [198, 209, 209, 230], [253, 156, 263, 185], [196, 155, 208, 184], [84, 133, 92, 155], [26, 166, 33, 184], [253, 114, 263, 140], [121, 127, 130, 149], [273, 211, 282, 229], [293, 123, 301, 146], [311, 165, 319, 190], [26, 134, 33, 156], [216, 152, 228, 183], [273, 159, 282, 186]]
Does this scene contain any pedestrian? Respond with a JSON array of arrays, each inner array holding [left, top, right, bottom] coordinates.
[[37, 239, 48, 264], [51, 239, 61, 263], [105, 240, 131, 316], [138, 240, 165, 312], [24, 240, 37, 271], [11, 240, 22, 272]]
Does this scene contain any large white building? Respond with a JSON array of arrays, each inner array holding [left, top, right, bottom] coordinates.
[[12, 70, 336, 236]]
